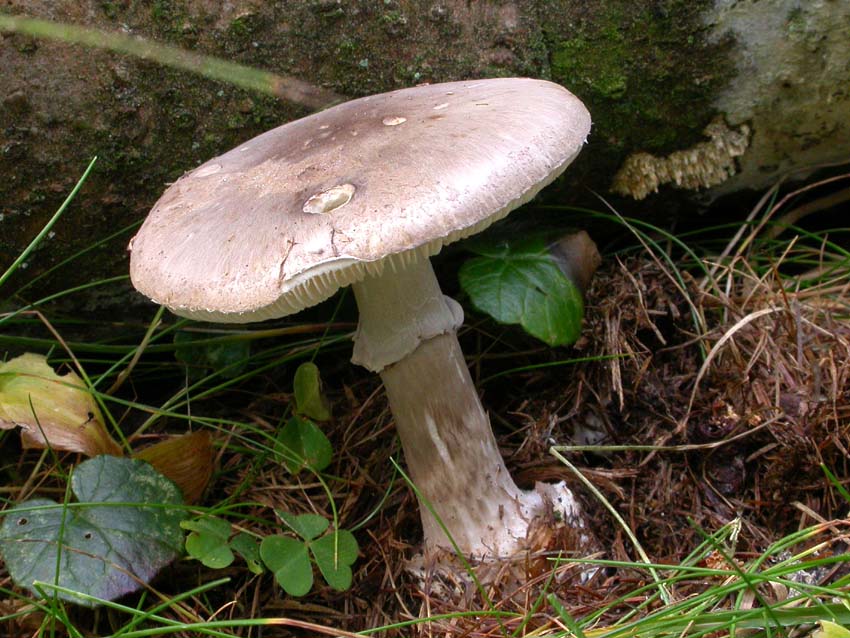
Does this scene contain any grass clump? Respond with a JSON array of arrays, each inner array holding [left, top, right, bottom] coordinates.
[[3, 152, 850, 638]]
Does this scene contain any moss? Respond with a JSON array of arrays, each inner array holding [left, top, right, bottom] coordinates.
[[226, 12, 267, 54], [786, 7, 805, 34], [381, 10, 409, 36], [99, 1, 119, 20], [542, 0, 732, 158], [150, 0, 187, 37], [312, 3, 345, 22], [551, 37, 628, 99]]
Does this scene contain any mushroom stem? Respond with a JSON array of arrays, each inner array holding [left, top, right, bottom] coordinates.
[[351, 258, 573, 556], [382, 332, 544, 555]]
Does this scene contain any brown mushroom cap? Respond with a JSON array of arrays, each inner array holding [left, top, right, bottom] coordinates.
[[129, 78, 591, 322]]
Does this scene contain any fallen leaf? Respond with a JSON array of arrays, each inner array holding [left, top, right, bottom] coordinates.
[[0, 353, 121, 456], [0, 456, 184, 606], [134, 431, 214, 503]]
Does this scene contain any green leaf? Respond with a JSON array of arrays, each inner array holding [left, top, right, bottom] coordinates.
[[459, 237, 585, 346], [277, 511, 329, 542], [174, 331, 250, 378], [260, 535, 313, 596], [815, 621, 850, 638], [310, 530, 359, 591], [182, 516, 234, 569], [275, 416, 333, 474], [231, 532, 263, 574], [293, 362, 331, 421], [0, 456, 183, 606]]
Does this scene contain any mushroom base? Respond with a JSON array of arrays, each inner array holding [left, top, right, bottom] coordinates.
[[381, 331, 586, 557], [351, 258, 589, 557]]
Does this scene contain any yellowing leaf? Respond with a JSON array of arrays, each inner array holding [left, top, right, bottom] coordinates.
[[814, 621, 850, 638], [0, 353, 121, 457], [134, 431, 214, 503]]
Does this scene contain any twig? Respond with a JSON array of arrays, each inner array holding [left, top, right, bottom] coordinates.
[[0, 13, 344, 110]]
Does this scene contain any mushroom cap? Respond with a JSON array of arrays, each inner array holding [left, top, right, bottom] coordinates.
[[129, 78, 591, 322]]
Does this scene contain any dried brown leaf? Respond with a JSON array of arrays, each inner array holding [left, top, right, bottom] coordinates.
[[134, 431, 214, 503]]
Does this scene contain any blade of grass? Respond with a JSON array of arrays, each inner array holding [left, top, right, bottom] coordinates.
[[13, 220, 141, 297], [0, 157, 97, 290], [549, 593, 588, 638], [549, 447, 671, 604], [821, 464, 850, 505]]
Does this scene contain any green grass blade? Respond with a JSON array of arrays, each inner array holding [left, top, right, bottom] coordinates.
[[0, 157, 97, 290]]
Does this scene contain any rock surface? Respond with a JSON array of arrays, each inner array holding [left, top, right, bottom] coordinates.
[[0, 1, 847, 306]]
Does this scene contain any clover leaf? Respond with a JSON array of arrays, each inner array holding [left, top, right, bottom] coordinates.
[[275, 416, 333, 474], [260, 512, 359, 596], [182, 516, 234, 569]]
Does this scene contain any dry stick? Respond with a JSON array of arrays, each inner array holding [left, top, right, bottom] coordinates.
[[679, 306, 785, 433], [0, 14, 345, 110]]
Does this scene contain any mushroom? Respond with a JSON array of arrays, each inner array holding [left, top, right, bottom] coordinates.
[[129, 78, 591, 558]]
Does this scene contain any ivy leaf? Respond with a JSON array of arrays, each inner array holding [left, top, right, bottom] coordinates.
[[459, 237, 586, 347], [275, 416, 332, 474], [310, 530, 359, 591], [0, 456, 183, 606], [276, 511, 329, 542], [293, 362, 331, 421], [182, 516, 234, 569], [260, 535, 313, 597]]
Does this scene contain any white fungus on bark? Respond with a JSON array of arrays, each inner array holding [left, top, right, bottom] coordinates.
[[612, 117, 750, 200]]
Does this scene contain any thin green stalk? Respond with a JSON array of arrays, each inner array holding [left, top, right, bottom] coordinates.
[[821, 464, 850, 504], [13, 220, 141, 296], [0, 275, 129, 329], [0, 157, 97, 290], [549, 447, 671, 604], [110, 578, 232, 637], [510, 558, 562, 638], [0, 14, 342, 110], [549, 594, 588, 638]]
